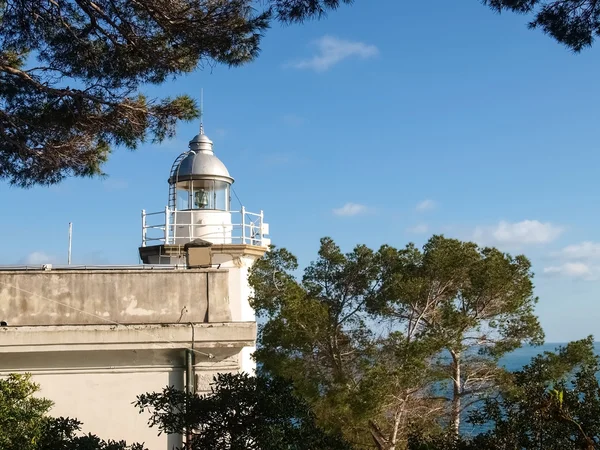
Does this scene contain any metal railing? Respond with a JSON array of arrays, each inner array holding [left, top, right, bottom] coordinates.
[[0, 265, 186, 271], [141, 206, 270, 248]]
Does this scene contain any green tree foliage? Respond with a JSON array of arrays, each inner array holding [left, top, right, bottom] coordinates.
[[0, 374, 53, 450], [250, 235, 544, 448], [249, 238, 440, 449], [409, 336, 600, 450], [249, 238, 379, 408], [134, 371, 353, 450], [483, 0, 600, 52], [38, 417, 147, 450], [372, 235, 544, 434], [0, 373, 143, 450], [0, 0, 351, 187]]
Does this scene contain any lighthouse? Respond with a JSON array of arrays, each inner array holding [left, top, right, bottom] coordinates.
[[139, 114, 270, 374], [0, 103, 270, 449]]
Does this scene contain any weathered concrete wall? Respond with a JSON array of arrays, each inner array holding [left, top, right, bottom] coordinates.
[[36, 370, 184, 450], [211, 247, 266, 374], [0, 246, 264, 448], [0, 323, 254, 450], [0, 269, 230, 326]]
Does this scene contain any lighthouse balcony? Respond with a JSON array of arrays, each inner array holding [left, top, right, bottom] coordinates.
[[141, 207, 270, 248]]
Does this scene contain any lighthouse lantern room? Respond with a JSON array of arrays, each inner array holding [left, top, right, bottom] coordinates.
[[167, 130, 235, 245], [171, 132, 233, 211], [140, 116, 270, 262]]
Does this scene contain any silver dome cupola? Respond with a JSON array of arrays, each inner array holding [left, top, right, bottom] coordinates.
[[168, 104, 233, 211]]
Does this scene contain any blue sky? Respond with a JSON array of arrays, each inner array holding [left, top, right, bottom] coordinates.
[[1, 0, 599, 342]]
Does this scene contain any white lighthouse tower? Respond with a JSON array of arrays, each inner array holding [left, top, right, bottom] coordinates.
[[0, 101, 271, 450], [139, 110, 270, 374]]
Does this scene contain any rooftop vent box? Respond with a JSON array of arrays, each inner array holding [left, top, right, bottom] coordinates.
[[186, 247, 212, 268]]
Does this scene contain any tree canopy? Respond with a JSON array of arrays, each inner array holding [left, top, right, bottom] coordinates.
[[0, 374, 53, 450], [372, 236, 544, 434], [409, 336, 600, 450], [250, 235, 543, 449], [135, 371, 353, 450], [484, 0, 600, 52], [0, 0, 352, 187]]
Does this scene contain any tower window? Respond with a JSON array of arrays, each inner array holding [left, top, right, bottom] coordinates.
[[175, 180, 230, 211]]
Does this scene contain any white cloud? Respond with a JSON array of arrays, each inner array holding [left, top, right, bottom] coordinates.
[[543, 262, 598, 281], [473, 220, 563, 246], [543, 241, 600, 281], [553, 241, 600, 260], [416, 199, 436, 212], [407, 224, 429, 234], [333, 203, 368, 217], [288, 36, 379, 72], [22, 251, 56, 265]]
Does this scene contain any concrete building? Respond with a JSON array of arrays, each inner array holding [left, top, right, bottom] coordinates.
[[0, 119, 270, 449]]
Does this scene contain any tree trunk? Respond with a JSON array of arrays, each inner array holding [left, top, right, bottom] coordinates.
[[450, 349, 461, 436], [369, 420, 395, 450]]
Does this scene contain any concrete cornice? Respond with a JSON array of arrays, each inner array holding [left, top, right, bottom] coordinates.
[[0, 322, 256, 353], [139, 244, 268, 262], [0, 268, 225, 274], [209, 244, 268, 258]]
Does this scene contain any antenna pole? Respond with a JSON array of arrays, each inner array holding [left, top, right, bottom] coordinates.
[[68, 222, 73, 265], [199, 88, 204, 135]]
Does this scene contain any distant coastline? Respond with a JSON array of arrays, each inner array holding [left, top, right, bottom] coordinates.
[[459, 342, 600, 437], [499, 342, 600, 371]]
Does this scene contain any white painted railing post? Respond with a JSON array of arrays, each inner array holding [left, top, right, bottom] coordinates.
[[164, 206, 170, 244], [260, 210, 264, 246], [141, 210, 147, 247], [241, 206, 246, 244], [173, 208, 178, 244]]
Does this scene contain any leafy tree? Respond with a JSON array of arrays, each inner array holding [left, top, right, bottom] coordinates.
[[483, 0, 600, 52], [248, 238, 378, 411], [371, 235, 544, 435], [134, 371, 353, 450], [249, 238, 447, 449], [409, 336, 600, 450], [0, 0, 351, 187], [38, 416, 147, 450], [0, 373, 53, 450], [250, 236, 545, 447], [0, 373, 143, 450]]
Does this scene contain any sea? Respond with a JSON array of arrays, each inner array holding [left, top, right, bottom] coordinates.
[[460, 342, 600, 436], [498, 342, 600, 371]]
